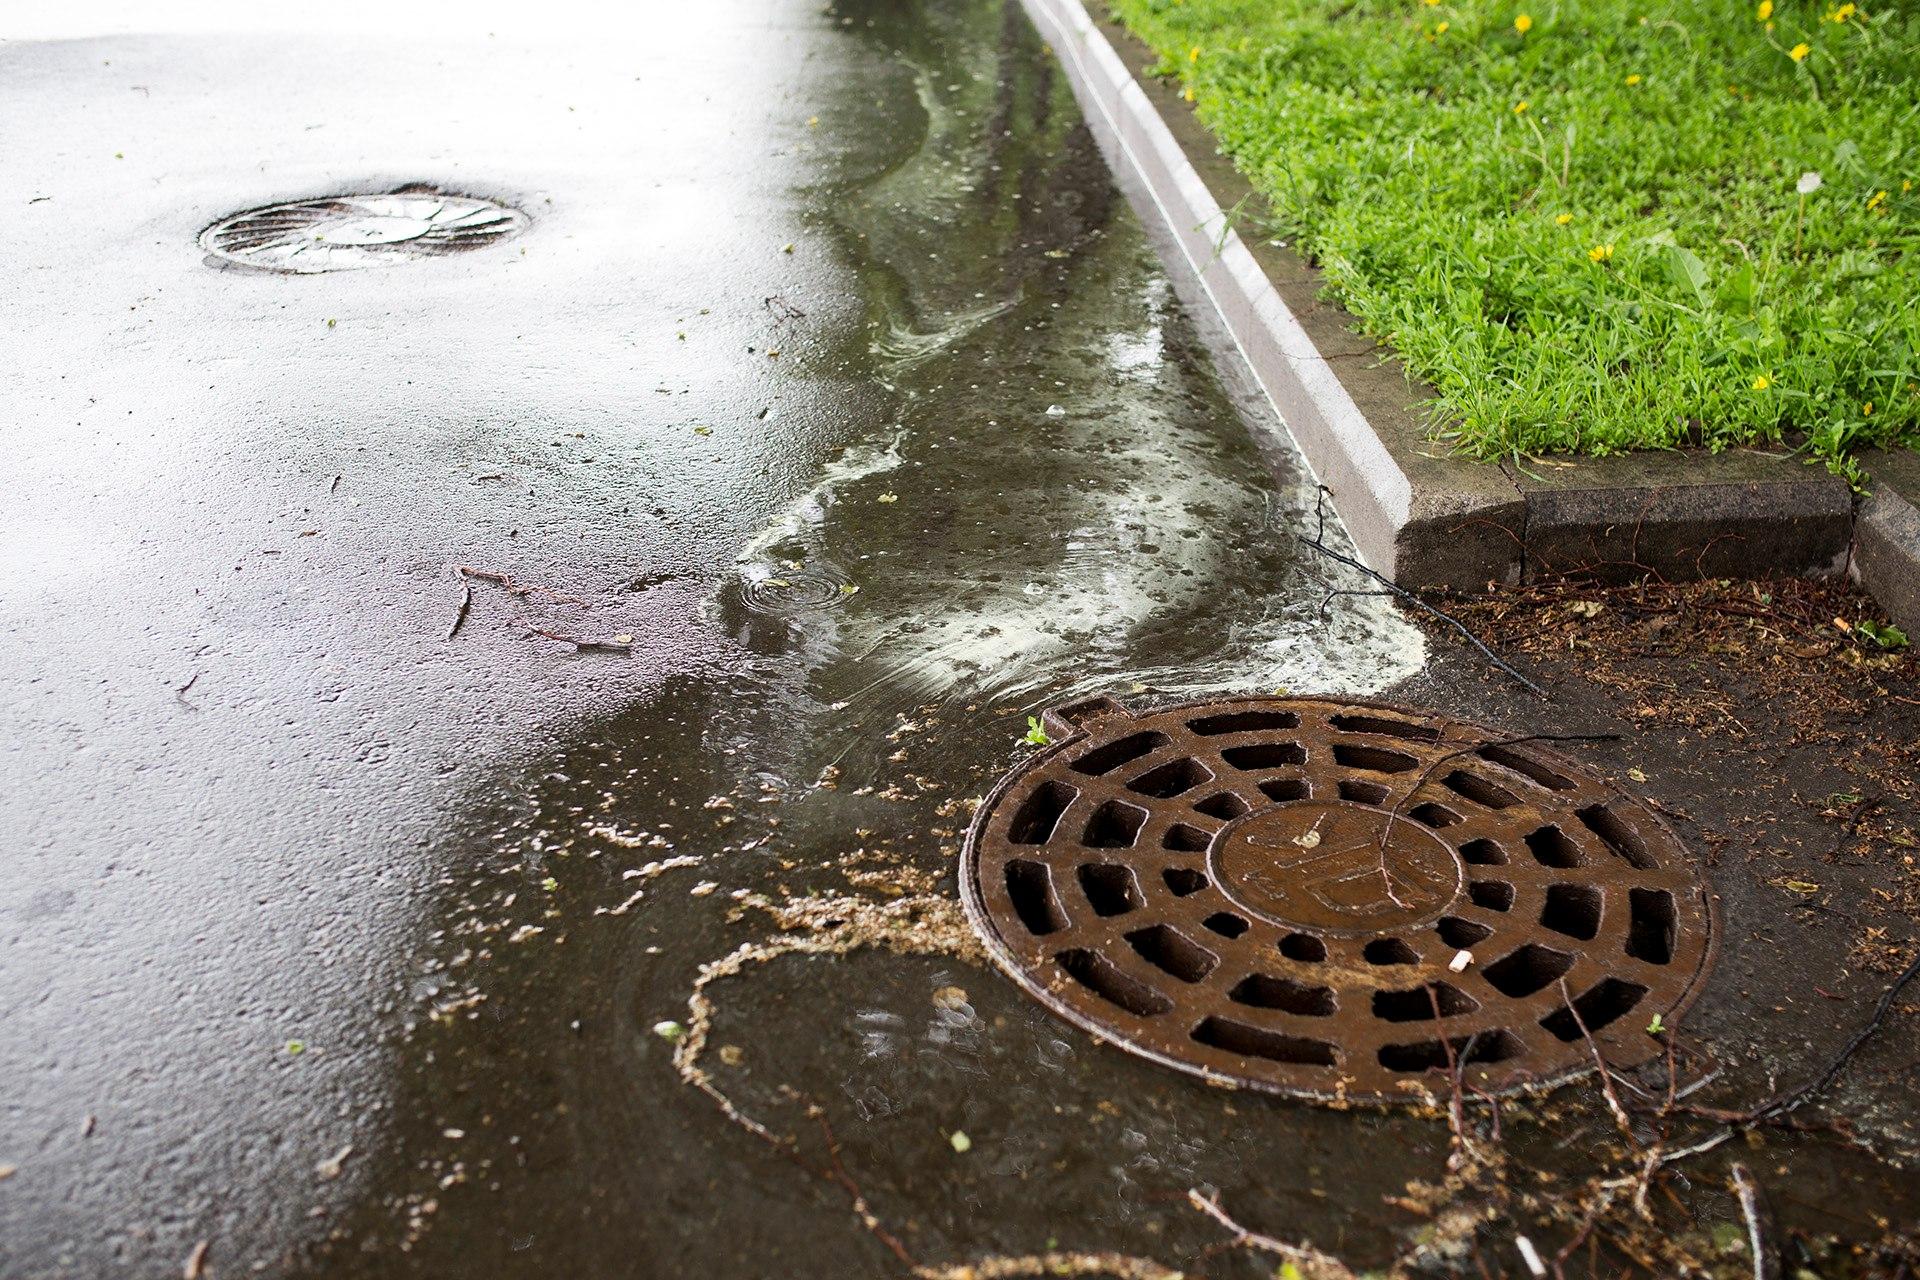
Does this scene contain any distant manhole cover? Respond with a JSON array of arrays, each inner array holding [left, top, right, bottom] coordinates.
[[200, 190, 526, 273], [959, 696, 1714, 1103]]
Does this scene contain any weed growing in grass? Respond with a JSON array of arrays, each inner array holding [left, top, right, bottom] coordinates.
[[1112, 0, 1919, 472]]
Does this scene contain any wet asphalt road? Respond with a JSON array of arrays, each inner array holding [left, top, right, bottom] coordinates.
[[7, 3, 1920, 1278], [1, 1, 1426, 1275]]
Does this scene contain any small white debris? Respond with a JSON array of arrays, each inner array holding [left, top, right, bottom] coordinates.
[[1515, 1235, 1547, 1278], [596, 888, 646, 917], [507, 924, 544, 943], [949, 1130, 972, 1153], [315, 1144, 354, 1180], [1043, 404, 1065, 417], [690, 881, 719, 897], [1449, 949, 1474, 973], [443, 1128, 466, 1140]]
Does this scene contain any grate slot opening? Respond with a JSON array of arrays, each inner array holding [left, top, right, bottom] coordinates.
[[1482, 944, 1575, 998], [1576, 803, 1658, 870], [1187, 710, 1300, 736], [1469, 881, 1515, 912], [1378, 1029, 1522, 1073], [1459, 838, 1508, 866], [1071, 731, 1170, 777], [1525, 825, 1585, 869], [1221, 743, 1307, 771], [1163, 867, 1209, 897], [1008, 780, 1076, 845], [1129, 757, 1212, 799], [1126, 925, 1218, 983], [1162, 823, 1211, 852], [1329, 713, 1440, 742], [1410, 803, 1462, 829], [1364, 938, 1420, 966], [1083, 800, 1148, 849], [1230, 973, 1336, 1016], [1372, 981, 1479, 1023], [1194, 792, 1251, 820], [1193, 1016, 1337, 1066], [1442, 771, 1519, 810], [1279, 932, 1327, 962], [1203, 911, 1250, 939], [1078, 863, 1143, 917], [1056, 949, 1172, 1018], [1627, 888, 1676, 964], [1259, 778, 1310, 803], [1541, 884, 1603, 940], [1005, 859, 1067, 936], [1477, 745, 1576, 791], [1338, 779, 1391, 804], [1332, 743, 1419, 773], [1437, 917, 1492, 948], [1541, 978, 1649, 1041]]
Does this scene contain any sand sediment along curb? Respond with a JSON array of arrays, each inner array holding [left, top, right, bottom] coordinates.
[[1017, 0, 1873, 593]]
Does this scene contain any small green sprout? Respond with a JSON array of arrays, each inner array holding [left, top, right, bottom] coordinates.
[[1023, 716, 1050, 746], [285, 1040, 306, 1055], [652, 1020, 686, 1043], [1646, 1013, 1666, 1036]]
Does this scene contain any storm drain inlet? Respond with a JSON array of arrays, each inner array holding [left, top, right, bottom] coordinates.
[[959, 696, 1714, 1103], [200, 189, 526, 273]]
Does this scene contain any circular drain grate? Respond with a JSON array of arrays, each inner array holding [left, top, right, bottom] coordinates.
[[200, 190, 526, 273], [959, 696, 1714, 1103]]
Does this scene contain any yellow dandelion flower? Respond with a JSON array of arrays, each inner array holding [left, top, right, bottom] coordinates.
[[1189, 45, 1201, 62], [1625, 73, 1643, 85], [1589, 243, 1614, 263], [1863, 402, 1874, 416], [1514, 100, 1529, 114], [1789, 42, 1811, 61], [1556, 212, 1574, 225], [1183, 85, 1195, 102], [1829, 2, 1855, 20], [1756, 0, 1772, 18], [1423, 0, 1440, 7], [1868, 190, 1889, 209], [1514, 13, 1533, 33], [1905, 179, 1914, 192], [1435, 20, 1450, 32], [1752, 374, 1771, 390]]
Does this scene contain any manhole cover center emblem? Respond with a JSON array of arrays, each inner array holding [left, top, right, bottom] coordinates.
[[1211, 801, 1462, 934]]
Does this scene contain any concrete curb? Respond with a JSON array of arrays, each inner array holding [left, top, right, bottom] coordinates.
[[1017, 0, 1884, 596], [1860, 451, 1920, 635]]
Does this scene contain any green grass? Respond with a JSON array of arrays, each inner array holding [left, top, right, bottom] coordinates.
[[1108, 0, 1920, 473]]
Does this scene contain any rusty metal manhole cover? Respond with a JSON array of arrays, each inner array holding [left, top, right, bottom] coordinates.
[[200, 190, 526, 273], [959, 696, 1715, 1103]]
